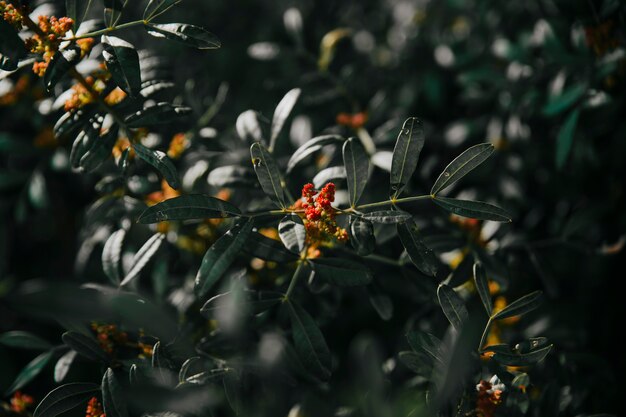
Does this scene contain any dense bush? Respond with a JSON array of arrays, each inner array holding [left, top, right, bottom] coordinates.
[[1, 1, 624, 416]]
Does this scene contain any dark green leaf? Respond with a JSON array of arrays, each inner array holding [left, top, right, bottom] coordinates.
[[279, 214, 306, 254], [437, 284, 468, 331], [286, 300, 331, 381], [270, 88, 301, 150], [132, 142, 180, 189], [125, 103, 192, 127], [398, 351, 431, 375], [70, 115, 103, 169], [556, 108, 580, 169], [397, 219, 438, 276], [349, 216, 375, 256], [390, 117, 425, 198], [120, 233, 165, 286], [79, 126, 119, 173], [492, 290, 543, 320], [66, 0, 93, 29], [195, 219, 254, 297], [5, 351, 53, 394], [0, 331, 52, 350], [44, 45, 82, 92], [286, 135, 343, 173], [144, 0, 181, 19], [62, 331, 109, 362], [406, 331, 443, 364], [310, 258, 372, 286], [492, 344, 553, 367], [312, 166, 346, 189], [443, 251, 473, 287], [201, 290, 283, 316], [432, 196, 512, 222], [0, 19, 27, 61], [145, 23, 221, 49], [54, 350, 77, 383], [102, 368, 128, 417], [369, 292, 393, 321], [138, 194, 241, 223], [343, 137, 369, 207], [242, 232, 298, 262], [104, 0, 127, 27], [430, 143, 494, 195], [362, 210, 411, 224], [54, 106, 96, 139], [542, 83, 586, 116], [473, 262, 493, 316], [223, 372, 241, 415], [33, 383, 100, 417], [102, 35, 141, 97], [102, 229, 125, 285], [250, 142, 286, 208]]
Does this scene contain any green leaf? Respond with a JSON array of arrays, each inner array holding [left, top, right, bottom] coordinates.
[[492, 344, 553, 367], [279, 214, 306, 254], [33, 383, 100, 417], [398, 351, 432, 375], [437, 284, 468, 331], [54, 105, 96, 138], [349, 216, 375, 256], [556, 108, 580, 169], [102, 229, 126, 285], [286, 300, 331, 381], [120, 233, 165, 286], [443, 251, 473, 287], [104, 0, 127, 27], [235, 110, 263, 142], [66, 0, 93, 30], [79, 126, 119, 173], [102, 35, 141, 97], [145, 23, 221, 49], [286, 135, 344, 173], [207, 165, 256, 188], [70, 115, 103, 169], [144, 0, 181, 19], [397, 219, 438, 276], [250, 142, 286, 208], [362, 210, 411, 224], [125, 103, 192, 127], [270, 88, 301, 151], [0, 331, 52, 350], [138, 194, 241, 223], [242, 232, 299, 262], [195, 219, 254, 297], [492, 290, 543, 320], [312, 166, 346, 189], [430, 143, 494, 195], [406, 331, 443, 364], [102, 368, 128, 417], [432, 196, 512, 222], [0, 19, 27, 61], [5, 351, 53, 394], [473, 262, 492, 316], [44, 45, 82, 92], [390, 117, 425, 198], [542, 83, 586, 116], [201, 290, 283, 316], [132, 142, 180, 189], [343, 137, 369, 207], [54, 350, 77, 383], [223, 372, 242, 415], [62, 331, 109, 362], [310, 258, 372, 286]]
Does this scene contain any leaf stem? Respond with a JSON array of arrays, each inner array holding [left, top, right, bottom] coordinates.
[[284, 260, 306, 300], [64, 20, 147, 41], [478, 317, 493, 351], [355, 194, 431, 210]]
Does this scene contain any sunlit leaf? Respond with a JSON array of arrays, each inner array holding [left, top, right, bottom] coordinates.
[[270, 88, 301, 150], [145, 23, 221, 49], [286, 135, 343, 173], [102, 35, 141, 97]]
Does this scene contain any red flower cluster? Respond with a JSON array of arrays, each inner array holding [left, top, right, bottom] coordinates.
[[475, 379, 504, 417], [86, 397, 105, 417], [299, 182, 348, 246], [91, 322, 128, 354], [336, 111, 368, 129], [10, 391, 33, 413]]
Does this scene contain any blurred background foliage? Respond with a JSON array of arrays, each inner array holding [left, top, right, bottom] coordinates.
[[1, 0, 625, 416]]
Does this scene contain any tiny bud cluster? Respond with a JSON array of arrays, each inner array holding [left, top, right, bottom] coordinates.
[[298, 182, 348, 246]]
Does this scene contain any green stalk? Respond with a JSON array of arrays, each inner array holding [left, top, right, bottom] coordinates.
[[65, 20, 147, 41]]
